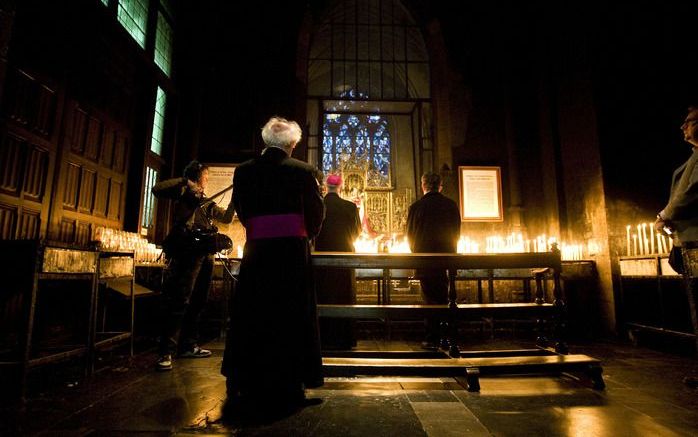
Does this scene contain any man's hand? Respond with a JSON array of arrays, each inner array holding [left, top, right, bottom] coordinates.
[[655, 214, 673, 235]]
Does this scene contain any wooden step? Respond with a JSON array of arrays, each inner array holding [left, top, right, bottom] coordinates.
[[322, 353, 604, 391], [323, 353, 598, 372], [318, 303, 555, 319]]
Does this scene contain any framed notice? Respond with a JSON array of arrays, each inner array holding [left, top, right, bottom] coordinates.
[[458, 166, 503, 222], [204, 163, 236, 209]]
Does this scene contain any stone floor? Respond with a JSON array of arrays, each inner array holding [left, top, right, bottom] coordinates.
[[3, 337, 698, 436]]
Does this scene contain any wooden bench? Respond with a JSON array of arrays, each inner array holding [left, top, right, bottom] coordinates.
[[312, 248, 605, 391]]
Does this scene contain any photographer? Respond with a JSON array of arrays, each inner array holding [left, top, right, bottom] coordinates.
[[152, 160, 235, 371]]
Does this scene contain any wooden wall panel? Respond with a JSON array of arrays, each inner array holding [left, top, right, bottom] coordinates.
[[70, 107, 87, 155], [49, 99, 132, 240], [18, 208, 40, 239], [58, 217, 76, 242], [0, 64, 58, 240], [76, 221, 91, 245], [0, 132, 23, 195], [94, 174, 109, 217], [113, 133, 126, 172], [62, 162, 80, 210], [0, 203, 16, 239], [77, 167, 95, 213], [84, 116, 101, 162], [4, 69, 33, 126], [3, 69, 56, 138], [100, 128, 114, 167], [35, 85, 55, 137], [22, 144, 48, 201], [107, 179, 121, 220]]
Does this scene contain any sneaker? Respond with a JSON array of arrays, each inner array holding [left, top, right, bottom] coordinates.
[[156, 354, 173, 371], [178, 346, 212, 358]]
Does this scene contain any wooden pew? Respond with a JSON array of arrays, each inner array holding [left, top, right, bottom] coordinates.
[[312, 247, 605, 391]]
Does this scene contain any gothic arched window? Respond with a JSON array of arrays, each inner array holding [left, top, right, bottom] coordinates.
[[322, 108, 391, 188]]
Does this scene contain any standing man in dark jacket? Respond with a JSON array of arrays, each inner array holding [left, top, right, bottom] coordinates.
[[407, 172, 461, 349], [152, 161, 235, 371], [222, 117, 325, 411], [655, 105, 698, 387], [314, 174, 362, 349]]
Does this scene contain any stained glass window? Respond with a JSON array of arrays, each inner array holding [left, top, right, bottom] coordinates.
[[322, 111, 391, 189]]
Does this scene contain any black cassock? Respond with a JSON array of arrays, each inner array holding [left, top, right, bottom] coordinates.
[[314, 192, 361, 349], [222, 147, 325, 396]]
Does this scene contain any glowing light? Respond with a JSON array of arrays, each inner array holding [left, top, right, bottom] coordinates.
[[353, 232, 587, 260], [354, 234, 380, 253], [457, 236, 480, 254], [386, 236, 411, 253], [625, 220, 669, 256]]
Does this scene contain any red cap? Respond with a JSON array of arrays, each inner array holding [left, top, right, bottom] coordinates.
[[326, 174, 342, 186]]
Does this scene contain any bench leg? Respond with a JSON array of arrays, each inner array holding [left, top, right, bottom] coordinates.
[[536, 318, 548, 348], [449, 342, 460, 358], [466, 367, 480, 392], [587, 364, 605, 390]]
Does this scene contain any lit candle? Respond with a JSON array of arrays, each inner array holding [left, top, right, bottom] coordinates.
[[657, 233, 667, 253], [633, 234, 638, 256], [637, 225, 643, 255], [626, 225, 631, 256], [641, 223, 649, 254], [649, 224, 655, 254]]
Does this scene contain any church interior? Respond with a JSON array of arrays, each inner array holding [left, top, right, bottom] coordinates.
[[1, 0, 697, 435]]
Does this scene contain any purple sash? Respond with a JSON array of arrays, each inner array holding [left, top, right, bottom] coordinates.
[[246, 213, 307, 239]]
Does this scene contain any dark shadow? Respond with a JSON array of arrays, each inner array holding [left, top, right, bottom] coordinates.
[[220, 395, 323, 426]]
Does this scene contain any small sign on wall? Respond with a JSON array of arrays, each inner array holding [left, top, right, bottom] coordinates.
[[204, 163, 245, 256], [204, 164, 236, 209], [458, 166, 503, 222]]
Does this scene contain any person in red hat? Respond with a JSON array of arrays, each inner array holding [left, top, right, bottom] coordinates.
[[314, 174, 362, 349]]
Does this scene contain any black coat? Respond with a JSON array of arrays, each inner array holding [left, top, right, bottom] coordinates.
[[407, 191, 461, 254], [406, 191, 461, 304], [314, 192, 361, 349], [314, 193, 361, 252], [152, 176, 235, 231], [222, 147, 326, 393]]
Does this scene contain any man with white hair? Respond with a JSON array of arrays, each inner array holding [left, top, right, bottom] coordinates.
[[222, 117, 325, 413]]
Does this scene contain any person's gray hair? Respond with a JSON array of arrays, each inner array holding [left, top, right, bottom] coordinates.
[[421, 172, 441, 192], [261, 117, 302, 149]]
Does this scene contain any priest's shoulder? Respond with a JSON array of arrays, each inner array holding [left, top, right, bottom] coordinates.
[[284, 156, 316, 173], [236, 158, 256, 169], [232, 158, 255, 179]]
